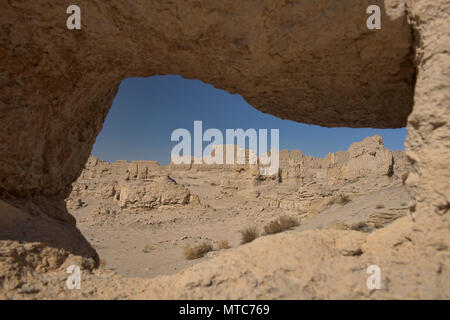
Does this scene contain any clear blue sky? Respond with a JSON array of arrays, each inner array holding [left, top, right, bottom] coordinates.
[[92, 75, 407, 165]]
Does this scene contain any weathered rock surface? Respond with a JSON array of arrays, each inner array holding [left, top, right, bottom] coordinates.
[[68, 136, 404, 217], [1, 0, 414, 207], [278, 135, 405, 183], [118, 180, 191, 210], [404, 0, 450, 217], [1, 136, 421, 298], [2, 213, 448, 300], [130, 216, 448, 299], [0, 0, 448, 299], [0, 200, 98, 291]]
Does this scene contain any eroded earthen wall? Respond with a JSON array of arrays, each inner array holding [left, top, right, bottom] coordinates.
[[1, 0, 414, 212], [0, 1, 448, 296]]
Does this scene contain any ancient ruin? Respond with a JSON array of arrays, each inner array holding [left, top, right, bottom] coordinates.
[[0, 0, 448, 299]]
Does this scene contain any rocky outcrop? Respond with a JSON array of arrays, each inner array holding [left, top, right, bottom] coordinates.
[[0, 200, 98, 291], [278, 135, 398, 183], [2, 214, 447, 299], [70, 159, 194, 212], [118, 180, 191, 210], [131, 217, 449, 299], [0, 0, 414, 209], [70, 135, 406, 220], [78, 135, 402, 196], [79, 157, 162, 181], [404, 0, 450, 217], [0, 0, 448, 299]]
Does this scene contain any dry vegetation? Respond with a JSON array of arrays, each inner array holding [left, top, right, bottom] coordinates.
[[263, 215, 300, 235], [217, 240, 231, 250], [183, 242, 213, 260], [142, 244, 155, 253], [99, 258, 107, 267], [240, 226, 259, 244], [376, 203, 385, 209], [349, 221, 371, 232], [335, 194, 351, 205]]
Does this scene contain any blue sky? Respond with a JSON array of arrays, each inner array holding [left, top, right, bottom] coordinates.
[[92, 75, 407, 165]]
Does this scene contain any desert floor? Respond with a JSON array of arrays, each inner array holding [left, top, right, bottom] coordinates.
[[73, 174, 409, 279]]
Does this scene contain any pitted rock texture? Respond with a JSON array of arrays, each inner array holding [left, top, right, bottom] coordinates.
[[404, 0, 450, 216], [278, 135, 410, 182], [0, 0, 414, 206], [1, 214, 448, 300], [68, 135, 407, 218], [0, 0, 449, 300], [0, 199, 98, 288]]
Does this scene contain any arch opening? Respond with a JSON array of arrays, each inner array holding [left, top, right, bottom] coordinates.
[[67, 75, 410, 278], [1, 0, 448, 299]]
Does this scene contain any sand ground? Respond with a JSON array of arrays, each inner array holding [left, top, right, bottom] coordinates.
[[74, 174, 409, 278]]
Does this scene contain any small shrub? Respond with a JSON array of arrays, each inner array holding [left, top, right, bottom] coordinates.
[[217, 240, 231, 250], [183, 242, 213, 260], [375, 204, 385, 209], [240, 226, 259, 244], [400, 202, 407, 207], [336, 194, 351, 205], [143, 244, 155, 253], [330, 222, 350, 230], [264, 215, 300, 235], [350, 221, 371, 232], [264, 220, 284, 234], [401, 173, 408, 184], [279, 215, 300, 229], [99, 258, 107, 267]]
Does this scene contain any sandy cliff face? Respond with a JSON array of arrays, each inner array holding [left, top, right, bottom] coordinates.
[[68, 136, 405, 216], [0, 0, 413, 209], [404, 0, 450, 217], [0, 0, 448, 299], [278, 135, 410, 183]]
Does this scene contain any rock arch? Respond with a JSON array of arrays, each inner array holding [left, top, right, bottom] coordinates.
[[0, 0, 448, 298]]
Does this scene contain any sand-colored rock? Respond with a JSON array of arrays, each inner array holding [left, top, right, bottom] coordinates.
[[0, 200, 98, 292], [118, 179, 191, 210], [2, 213, 448, 299], [0, 0, 448, 299], [69, 135, 403, 217], [131, 216, 448, 299], [404, 0, 450, 217], [1, 0, 413, 208], [278, 135, 396, 183]]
